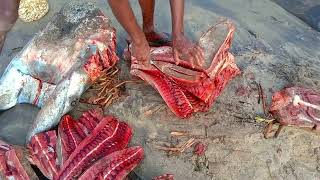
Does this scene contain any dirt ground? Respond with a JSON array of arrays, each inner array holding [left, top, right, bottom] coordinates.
[[0, 0, 320, 179]]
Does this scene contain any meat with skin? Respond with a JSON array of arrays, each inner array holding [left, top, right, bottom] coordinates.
[[79, 146, 144, 180], [270, 86, 320, 129], [55, 116, 132, 179], [27, 130, 59, 179], [127, 20, 240, 118], [0, 2, 119, 143]]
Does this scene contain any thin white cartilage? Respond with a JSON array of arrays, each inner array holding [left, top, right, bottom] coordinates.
[[293, 95, 320, 111], [298, 114, 314, 123]]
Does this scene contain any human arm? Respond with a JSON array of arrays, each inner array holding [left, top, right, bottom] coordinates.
[[169, 0, 204, 67]]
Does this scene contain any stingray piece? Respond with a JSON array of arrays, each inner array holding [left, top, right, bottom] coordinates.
[[57, 115, 84, 165], [270, 86, 320, 130], [79, 146, 144, 180], [0, 2, 119, 142], [27, 130, 59, 179], [55, 116, 132, 179], [25, 110, 143, 180], [127, 20, 240, 118], [57, 109, 105, 165], [0, 140, 38, 180]]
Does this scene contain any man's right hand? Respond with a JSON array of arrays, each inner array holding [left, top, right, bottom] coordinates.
[[131, 37, 153, 69]]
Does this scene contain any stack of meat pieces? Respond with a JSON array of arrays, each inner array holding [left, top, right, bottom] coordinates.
[[0, 110, 176, 179], [126, 20, 241, 118], [26, 109, 144, 180], [270, 86, 320, 130]]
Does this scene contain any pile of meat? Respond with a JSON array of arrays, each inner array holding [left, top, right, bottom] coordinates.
[[126, 20, 241, 118], [0, 110, 145, 179]]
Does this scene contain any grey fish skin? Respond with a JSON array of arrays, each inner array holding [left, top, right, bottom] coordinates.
[[0, 2, 118, 143], [26, 69, 90, 142]]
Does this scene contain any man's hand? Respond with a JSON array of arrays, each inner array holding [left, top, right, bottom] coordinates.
[[172, 34, 204, 68], [131, 36, 153, 69], [170, 0, 204, 68]]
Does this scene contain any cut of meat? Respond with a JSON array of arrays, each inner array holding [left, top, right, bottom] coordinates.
[[152, 174, 175, 180], [270, 86, 320, 129], [58, 115, 84, 165], [0, 140, 38, 180], [77, 109, 104, 135], [78, 146, 144, 180], [55, 116, 132, 179], [27, 130, 59, 179], [126, 19, 240, 118], [57, 109, 104, 165], [5, 110, 142, 180]]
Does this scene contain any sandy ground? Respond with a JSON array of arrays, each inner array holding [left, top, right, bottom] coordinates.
[[0, 0, 320, 179]]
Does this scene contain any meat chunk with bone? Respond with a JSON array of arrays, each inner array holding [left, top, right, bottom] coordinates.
[[270, 86, 320, 130], [0, 2, 119, 142], [126, 20, 240, 118]]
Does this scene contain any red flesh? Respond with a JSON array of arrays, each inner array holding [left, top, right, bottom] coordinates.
[[5, 149, 30, 180], [27, 130, 59, 179], [127, 20, 240, 118], [270, 86, 320, 129], [79, 146, 144, 180], [0, 140, 38, 180], [84, 28, 119, 81], [55, 116, 132, 180], [77, 109, 104, 136], [194, 142, 206, 156], [58, 115, 84, 164]]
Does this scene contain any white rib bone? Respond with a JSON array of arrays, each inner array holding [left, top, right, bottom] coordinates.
[[293, 95, 320, 111]]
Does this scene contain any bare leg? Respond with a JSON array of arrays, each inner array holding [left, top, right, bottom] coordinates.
[[138, 0, 171, 46], [0, 0, 20, 54], [138, 0, 155, 33]]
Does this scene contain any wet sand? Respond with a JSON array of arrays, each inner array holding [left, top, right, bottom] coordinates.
[[1, 0, 320, 179]]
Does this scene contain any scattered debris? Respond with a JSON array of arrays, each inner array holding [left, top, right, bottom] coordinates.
[[255, 116, 274, 124], [155, 138, 195, 154], [152, 174, 174, 180], [194, 142, 207, 156], [81, 67, 139, 108], [255, 82, 270, 117], [170, 131, 189, 137], [144, 105, 165, 116]]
